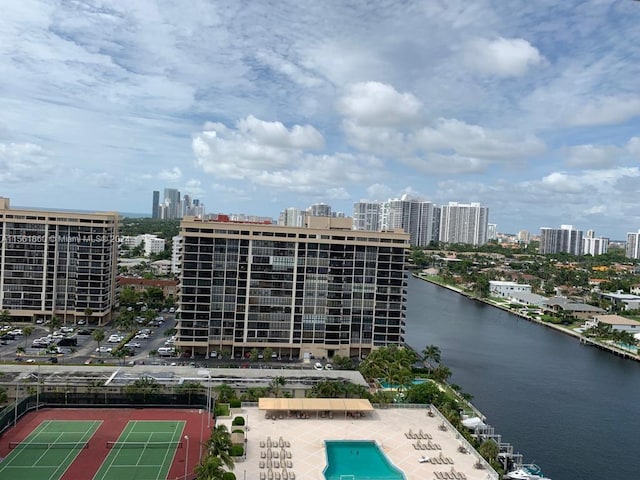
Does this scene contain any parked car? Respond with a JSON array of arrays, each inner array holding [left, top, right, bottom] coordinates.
[[124, 341, 141, 349], [314, 362, 324, 370], [96, 346, 112, 353], [324, 363, 333, 370]]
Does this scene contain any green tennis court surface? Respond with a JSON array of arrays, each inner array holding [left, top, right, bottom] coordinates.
[[93, 420, 186, 480], [0, 420, 101, 480]]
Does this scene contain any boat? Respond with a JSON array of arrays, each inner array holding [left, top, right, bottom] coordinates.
[[504, 463, 551, 480]]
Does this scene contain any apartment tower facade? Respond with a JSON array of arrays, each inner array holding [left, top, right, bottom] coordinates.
[[0, 197, 119, 324], [176, 216, 410, 360], [438, 202, 489, 246]]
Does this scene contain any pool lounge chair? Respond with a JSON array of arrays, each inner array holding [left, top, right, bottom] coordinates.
[[286, 460, 292, 468], [260, 473, 266, 480], [289, 473, 295, 480]]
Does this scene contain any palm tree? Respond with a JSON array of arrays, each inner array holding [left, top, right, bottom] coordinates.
[[432, 364, 452, 383], [92, 329, 105, 356], [0, 309, 12, 327], [49, 316, 62, 333], [195, 455, 225, 480], [270, 376, 286, 398], [83, 307, 93, 325], [23, 326, 33, 349], [422, 344, 441, 373], [206, 424, 234, 470]]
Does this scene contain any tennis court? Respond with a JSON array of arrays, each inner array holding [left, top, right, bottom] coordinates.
[[92, 420, 186, 480], [0, 420, 102, 480]]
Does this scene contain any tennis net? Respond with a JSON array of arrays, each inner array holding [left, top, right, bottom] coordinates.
[[106, 440, 183, 450], [9, 441, 89, 450]]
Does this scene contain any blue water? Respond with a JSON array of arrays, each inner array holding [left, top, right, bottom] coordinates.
[[323, 440, 405, 480], [379, 379, 427, 389], [404, 275, 640, 480]]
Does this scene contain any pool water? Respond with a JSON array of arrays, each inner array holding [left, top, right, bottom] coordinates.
[[323, 440, 406, 480], [379, 378, 427, 389]]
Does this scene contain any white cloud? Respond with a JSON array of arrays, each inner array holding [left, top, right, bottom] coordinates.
[[626, 137, 640, 156], [0, 142, 54, 183], [193, 119, 383, 196], [237, 115, 324, 150], [182, 178, 204, 197], [365, 183, 394, 202], [158, 167, 182, 182], [569, 95, 640, 127], [565, 144, 619, 169], [463, 37, 544, 76], [338, 82, 422, 127]]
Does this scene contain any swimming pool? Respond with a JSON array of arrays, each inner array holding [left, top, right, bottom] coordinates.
[[379, 378, 428, 389], [323, 440, 406, 480]]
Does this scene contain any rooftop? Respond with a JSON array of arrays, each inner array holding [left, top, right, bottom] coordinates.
[[219, 405, 498, 480]]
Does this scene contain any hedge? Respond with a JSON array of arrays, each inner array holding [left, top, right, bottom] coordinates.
[[232, 416, 245, 426]]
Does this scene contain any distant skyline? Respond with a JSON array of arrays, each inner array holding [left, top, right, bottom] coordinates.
[[1, 1, 639, 239]]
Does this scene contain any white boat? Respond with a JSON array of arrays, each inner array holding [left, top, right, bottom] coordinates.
[[504, 464, 551, 480], [461, 416, 487, 429]]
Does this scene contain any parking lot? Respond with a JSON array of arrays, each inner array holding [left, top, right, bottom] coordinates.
[[0, 314, 177, 366]]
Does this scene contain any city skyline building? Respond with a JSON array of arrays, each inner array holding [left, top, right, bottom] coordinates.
[[151, 190, 160, 219], [438, 202, 489, 246], [583, 230, 609, 256], [352, 201, 381, 232], [176, 215, 410, 360], [278, 207, 304, 227], [626, 230, 640, 260], [0, 197, 119, 324], [162, 188, 182, 220], [539, 225, 584, 255]]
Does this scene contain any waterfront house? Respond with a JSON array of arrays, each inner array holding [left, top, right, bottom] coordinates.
[[585, 314, 640, 333], [489, 281, 532, 298], [542, 297, 605, 320], [598, 292, 640, 311]]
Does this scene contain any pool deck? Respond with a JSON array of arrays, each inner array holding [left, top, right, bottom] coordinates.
[[217, 406, 498, 480]]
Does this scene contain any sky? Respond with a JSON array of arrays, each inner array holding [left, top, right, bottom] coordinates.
[[0, 0, 639, 239]]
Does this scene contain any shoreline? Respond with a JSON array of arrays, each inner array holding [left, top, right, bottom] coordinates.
[[412, 273, 640, 363]]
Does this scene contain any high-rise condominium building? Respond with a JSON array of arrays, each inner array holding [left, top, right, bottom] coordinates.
[[363, 196, 439, 247], [626, 230, 640, 260], [278, 207, 304, 227], [162, 188, 182, 219], [176, 216, 410, 360], [438, 202, 489, 246], [539, 225, 583, 255], [352, 201, 381, 232], [582, 230, 609, 256], [307, 203, 332, 217], [0, 197, 118, 324], [151, 190, 160, 219]]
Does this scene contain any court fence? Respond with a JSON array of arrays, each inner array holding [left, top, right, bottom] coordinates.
[[0, 392, 208, 437]]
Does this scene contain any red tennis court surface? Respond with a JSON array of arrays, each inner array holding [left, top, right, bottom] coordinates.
[[0, 408, 212, 480]]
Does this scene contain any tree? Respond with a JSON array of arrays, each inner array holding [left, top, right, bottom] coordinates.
[[49, 316, 62, 333], [83, 307, 93, 325], [332, 354, 354, 370], [478, 439, 499, 463], [206, 424, 234, 470], [431, 365, 452, 383], [23, 326, 34, 349], [216, 384, 235, 403], [92, 329, 105, 355], [119, 286, 140, 306], [421, 344, 441, 373], [195, 455, 226, 480], [269, 376, 286, 398], [0, 386, 8, 405], [0, 310, 12, 327]]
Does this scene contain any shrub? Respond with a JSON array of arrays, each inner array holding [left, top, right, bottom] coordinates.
[[230, 398, 242, 408], [232, 416, 245, 426], [230, 444, 244, 456], [222, 473, 236, 480], [232, 429, 244, 434], [214, 404, 230, 417]]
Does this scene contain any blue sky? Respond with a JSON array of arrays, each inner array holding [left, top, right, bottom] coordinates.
[[0, 0, 639, 239]]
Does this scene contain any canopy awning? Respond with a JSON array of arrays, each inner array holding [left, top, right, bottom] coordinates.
[[258, 397, 373, 412]]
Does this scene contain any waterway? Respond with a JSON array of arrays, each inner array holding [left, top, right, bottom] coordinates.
[[404, 275, 640, 480]]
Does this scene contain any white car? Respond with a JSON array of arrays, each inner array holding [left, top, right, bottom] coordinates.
[[134, 333, 149, 340], [108, 335, 123, 343], [96, 346, 112, 353], [124, 342, 141, 349], [324, 363, 333, 370], [314, 362, 324, 370]]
